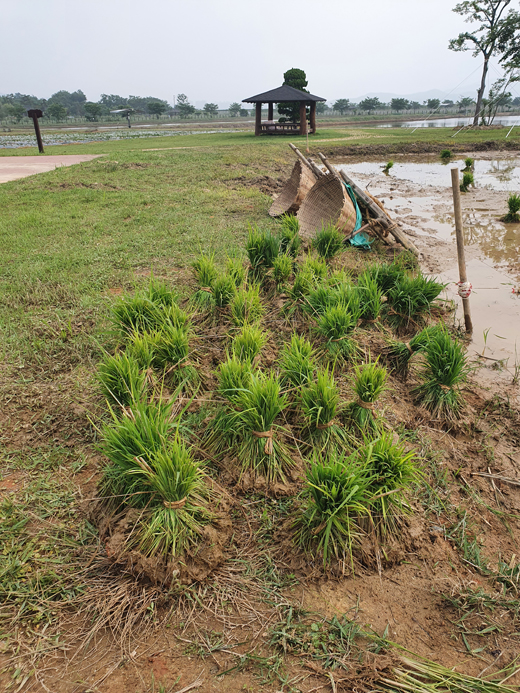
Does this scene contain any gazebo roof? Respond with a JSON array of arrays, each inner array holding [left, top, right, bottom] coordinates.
[[243, 85, 326, 103]]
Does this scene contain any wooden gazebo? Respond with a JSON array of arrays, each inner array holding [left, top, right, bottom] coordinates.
[[242, 85, 326, 136]]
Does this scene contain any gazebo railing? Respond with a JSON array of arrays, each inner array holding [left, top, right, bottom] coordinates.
[[259, 122, 301, 134]]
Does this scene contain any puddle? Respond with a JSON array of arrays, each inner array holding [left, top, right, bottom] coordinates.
[[376, 115, 520, 129]]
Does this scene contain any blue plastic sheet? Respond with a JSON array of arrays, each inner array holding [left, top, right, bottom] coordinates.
[[343, 182, 373, 250]]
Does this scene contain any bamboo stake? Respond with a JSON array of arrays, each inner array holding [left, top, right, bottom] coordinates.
[[317, 152, 419, 256], [288, 143, 323, 178], [450, 167, 473, 334]]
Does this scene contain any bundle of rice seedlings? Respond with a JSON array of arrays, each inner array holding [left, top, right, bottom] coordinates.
[[346, 360, 387, 432], [234, 372, 291, 482], [212, 273, 236, 308], [225, 256, 246, 287], [382, 324, 442, 378], [313, 224, 344, 260], [279, 214, 301, 257], [301, 254, 328, 282], [217, 355, 252, 402], [287, 267, 317, 302], [334, 282, 362, 322], [111, 295, 166, 339], [232, 324, 267, 363], [272, 253, 293, 288], [386, 273, 444, 333], [126, 331, 156, 371], [413, 327, 470, 420], [294, 450, 372, 568], [97, 351, 148, 407], [246, 226, 279, 278], [191, 252, 218, 308], [300, 368, 346, 449], [327, 268, 351, 288], [315, 304, 358, 360], [230, 285, 264, 326], [463, 156, 474, 171], [142, 276, 178, 307], [440, 149, 452, 160], [146, 323, 199, 390], [279, 333, 316, 388], [357, 271, 383, 322], [129, 440, 213, 557], [502, 192, 520, 222], [382, 160, 394, 173], [359, 431, 420, 534], [303, 284, 338, 317], [460, 171, 474, 192], [364, 261, 406, 295]]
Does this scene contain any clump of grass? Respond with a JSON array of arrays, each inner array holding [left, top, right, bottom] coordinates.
[[279, 214, 301, 257], [272, 253, 293, 287], [232, 324, 267, 363], [413, 327, 470, 420], [357, 271, 383, 322], [231, 285, 264, 326], [463, 157, 474, 171], [279, 333, 317, 388], [382, 160, 394, 173], [300, 368, 346, 449], [295, 451, 372, 568], [460, 171, 474, 192], [246, 226, 279, 277], [235, 372, 291, 482], [315, 304, 358, 360], [143, 276, 178, 307], [382, 324, 443, 378], [313, 224, 344, 260], [440, 149, 452, 160], [217, 355, 252, 402], [502, 192, 520, 222], [386, 273, 444, 333], [226, 256, 246, 287], [212, 273, 236, 308], [346, 360, 387, 433], [97, 351, 148, 407], [359, 432, 420, 534]]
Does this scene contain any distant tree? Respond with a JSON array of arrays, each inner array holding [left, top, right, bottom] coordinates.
[[316, 102, 328, 115], [409, 101, 422, 112], [333, 99, 350, 115], [442, 100, 454, 108], [203, 102, 219, 117], [449, 0, 520, 126], [240, 108, 249, 117], [176, 94, 195, 118], [279, 68, 309, 122], [84, 102, 103, 121], [457, 96, 474, 113], [45, 103, 68, 120], [512, 96, 520, 106], [228, 102, 241, 117], [425, 98, 441, 111], [48, 89, 86, 116], [358, 97, 382, 113], [148, 101, 167, 118], [99, 94, 128, 109], [391, 98, 410, 111]]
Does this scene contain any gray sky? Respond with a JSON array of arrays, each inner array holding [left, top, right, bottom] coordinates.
[[2, 0, 513, 105]]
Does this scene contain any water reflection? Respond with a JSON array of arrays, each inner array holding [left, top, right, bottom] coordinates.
[[376, 115, 520, 129]]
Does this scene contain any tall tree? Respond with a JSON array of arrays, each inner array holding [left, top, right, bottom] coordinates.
[[425, 98, 441, 111], [84, 102, 103, 121], [449, 1, 520, 125], [228, 102, 241, 117], [358, 97, 382, 113], [278, 68, 308, 123], [176, 94, 195, 118], [45, 103, 68, 120], [147, 101, 167, 118], [203, 103, 219, 117], [391, 98, 410, 111], [332, 99, 350, 115]]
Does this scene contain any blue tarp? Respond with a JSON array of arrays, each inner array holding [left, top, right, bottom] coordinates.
[[343, 182, 373, 250]]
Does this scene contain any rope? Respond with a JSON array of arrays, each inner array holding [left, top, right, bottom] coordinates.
[[163, 497, 187, 509], [356, 400, 376, 411], [252, 429, 274, 455], [456, 281, 472, 299], [405, 342, 414, 356], [316, 421, 335, 430]]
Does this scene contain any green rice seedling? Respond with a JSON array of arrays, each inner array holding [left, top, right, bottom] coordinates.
[[217, 355, 252, 402], [463, 157, 474, 171], [327, 268, 351, 288], [346, 360, 387, 433], [382, 160, 394, 173], [232, 324, 267, 363], [212, 273, 236, 308], [301, 254, 328, 282], [287, 267, 317, 302], [230, 284, 264, 326], [127, 331, 156, 370], [356, 272, 383, 322], [246, 226, 279, 277], [235, 372, 291, 482], [359, 431, 420, 534], [279, 214, 301, 257], [313, 224, 344, 260], [364, 261, 406, 295], [149, 324, 189, 370], [300, 368, 346, 450], [440, 149, 452, 160], [97, 351, 148, 407], [502, 192, 520, 222], [460, 170, 474, 192], [129, 440, 213, 557], [315, 304, 358, 360], [191, 252, 218, 309], [111, 295, 164, 339], [393, 250, 419, 272], [335, 282, 362, 321], [272, 253, 294, 287], [382, 324, 443, 378], [143, 276, 178, 308], [279, 333, 316, 388], [413, 327, 470, 420], [225, 256, 246, 287], [386, 273, 444, 333], [303, 284, 338, 317], [295, 450, 372, 568]]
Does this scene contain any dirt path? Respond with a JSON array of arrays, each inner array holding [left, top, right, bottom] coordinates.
[[0, 154, 103, 183]]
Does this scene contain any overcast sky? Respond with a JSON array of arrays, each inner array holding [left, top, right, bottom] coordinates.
[[3, 0, 515, 105]]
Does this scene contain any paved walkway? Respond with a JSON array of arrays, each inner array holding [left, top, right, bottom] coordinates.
[[0, 155, 102, 184]]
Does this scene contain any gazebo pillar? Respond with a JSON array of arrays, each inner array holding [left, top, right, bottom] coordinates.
[[268, 102, 274, 120], [299, 101, 307, 136], [310, 101, 316, 133], [255, 102, 262, 136]]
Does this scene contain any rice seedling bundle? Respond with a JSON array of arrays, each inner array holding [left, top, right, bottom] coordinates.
[[386, 274, 443, 333], [143, 278, 179, 308], [232, 324, 267, 363], [359, 431, 419, 533], [313, 224, 344, 260], [97, 351, 148, 407], [212, 273, 236, 308], [357, 271, 383, 322], [382, 324, 442, 378], [149, 323, 190, 370], [279, 333, 316, 388], [364, 262, 406, 295], [300, 368, 346, 449], [303, 285, 338, 317], [111, 295, 167, 339], [234, 372, 291, 481], [413, 327, 469, 420], [272, 253, 293, 287], [502, 192, 520, 223], [231, 285, 264, 326], [191, 252, 218, 308], [279, 214, 301, 257], [295, 451, 372, 567], [225, 256, 246, 287], [460, 171, 474, 192], [315, 304, 358, 360], [347, 360, 387, 432], [301, 255, 328, 282], [334, 282, 362, 322], [217, 355, 252, 402], [126, 331, 156, 371], [288, 267, 318, 302], [246, 226, 279, 277]]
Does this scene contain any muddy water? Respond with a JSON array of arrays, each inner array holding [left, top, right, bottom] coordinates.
[[336, 156, 520, 392]]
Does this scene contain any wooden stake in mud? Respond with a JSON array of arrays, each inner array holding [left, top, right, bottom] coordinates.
[[450, 167, 473, 334], [27, 109, 44, 154]]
